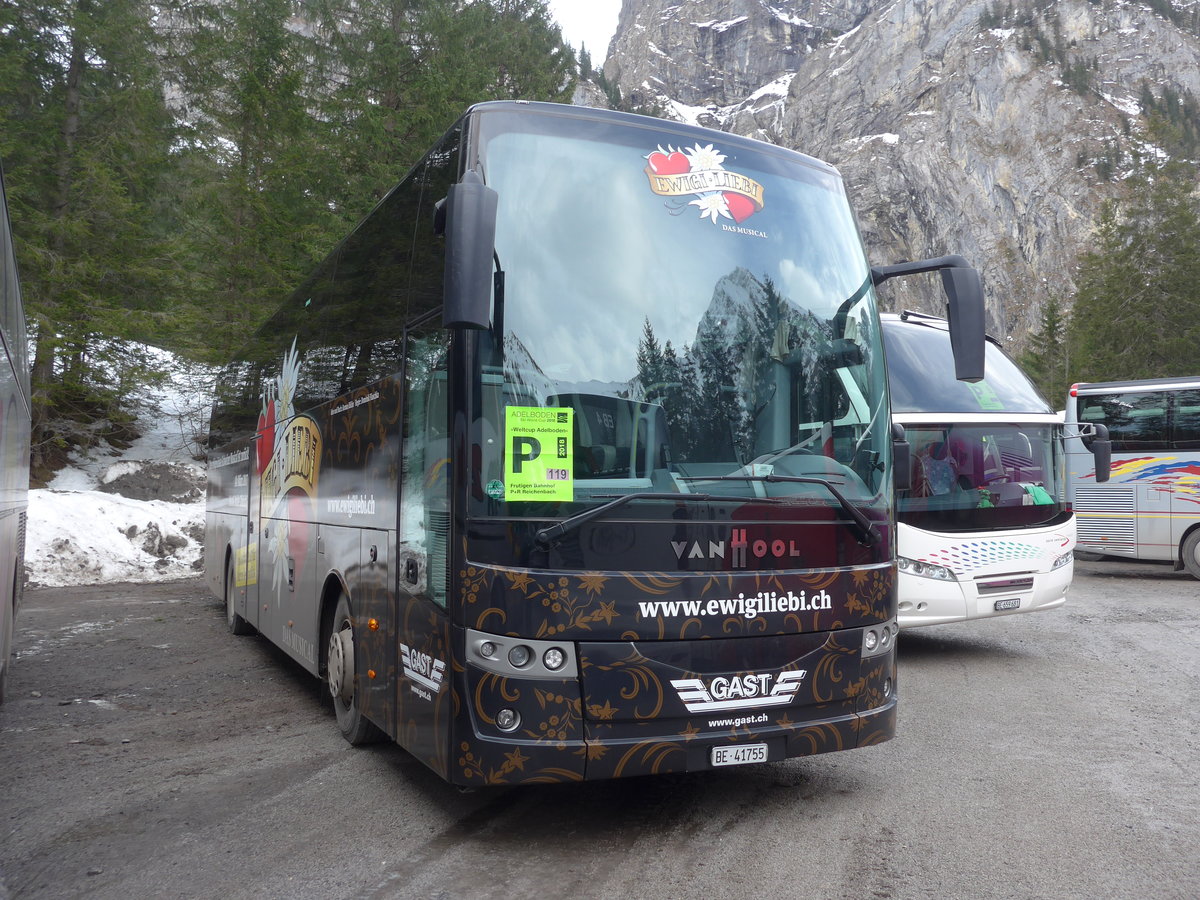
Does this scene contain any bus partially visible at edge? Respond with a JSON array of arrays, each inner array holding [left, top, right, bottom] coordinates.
[[1065, 376, 1200, 578], [204, 101, 985, 785], [882, 312, 1109, 628], [0, 158, 31, 703]]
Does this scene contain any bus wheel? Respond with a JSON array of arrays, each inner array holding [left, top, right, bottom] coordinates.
[[0, 602, 11, 704], [225, 556, 254, 635], [326, 593, 382, 745], [1182, 531, 1200, 580]]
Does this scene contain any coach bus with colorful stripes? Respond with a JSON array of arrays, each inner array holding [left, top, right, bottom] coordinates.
[[1065, 377, 1200, 578], [204, 102, 984, 784]]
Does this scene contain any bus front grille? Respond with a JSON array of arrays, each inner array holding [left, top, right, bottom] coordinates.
[[977, 577, 1035, 594]]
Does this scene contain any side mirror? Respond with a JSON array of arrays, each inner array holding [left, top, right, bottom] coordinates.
[[941, 266, 985, 383], [892, 423, 911, 491], [443, 170, 498, 330], [1091, 423, 1112, 483], [872, 255, 986, 382], [824, 338, 864, 368]]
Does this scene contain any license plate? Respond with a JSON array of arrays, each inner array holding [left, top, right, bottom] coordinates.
[[711, 743, 768, 767], [994, 598, 1021, 611]]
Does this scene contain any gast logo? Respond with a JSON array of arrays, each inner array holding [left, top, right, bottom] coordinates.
[[400, 644, 446, 701], [670, 670, 808, 713]]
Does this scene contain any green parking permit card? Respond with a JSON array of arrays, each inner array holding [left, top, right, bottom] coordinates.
[[967, 381, 1004, 410], [505, 407, 573, 501]]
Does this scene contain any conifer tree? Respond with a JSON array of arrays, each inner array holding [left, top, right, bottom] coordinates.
[[0, 0, 186, 478], [1068, 160, 1200, 381], [309, 0, 575, 217], [167, 0, 336, 358], [1019, 296, 1070, 406], [1, 0, 581, 477]]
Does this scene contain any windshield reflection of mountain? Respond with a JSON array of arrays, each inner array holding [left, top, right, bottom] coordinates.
[[489, 264, 872, 509]]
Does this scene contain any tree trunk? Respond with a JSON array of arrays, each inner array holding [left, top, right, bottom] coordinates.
[[30, 12, 87, 480]]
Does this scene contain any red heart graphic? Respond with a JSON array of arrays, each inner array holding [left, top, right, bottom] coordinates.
[[256, 404, 275, 475], [648, 150, 690, 175], [724, 192, 757, 223]]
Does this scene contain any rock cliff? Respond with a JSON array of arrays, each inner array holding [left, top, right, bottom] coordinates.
[[601, 0, 1200, 347]]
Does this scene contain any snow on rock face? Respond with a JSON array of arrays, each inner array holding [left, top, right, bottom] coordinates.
[[606, 0, 1200, 345], [605, 0, 872, 109]]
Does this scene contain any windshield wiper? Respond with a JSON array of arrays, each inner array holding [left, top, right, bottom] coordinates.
[[677, 474, 879, 546], [533, 492, 772, 549]]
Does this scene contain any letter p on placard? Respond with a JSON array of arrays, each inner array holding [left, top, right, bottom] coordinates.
[[504, 406, 574, 501]]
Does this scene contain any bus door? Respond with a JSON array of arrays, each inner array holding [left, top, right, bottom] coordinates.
[[392, 330, 453, 776], [1170, 390, 1200, 551], [1125, 396, 1171, 560], [355, 528, 394, 732], [244, 425, 265, 631]]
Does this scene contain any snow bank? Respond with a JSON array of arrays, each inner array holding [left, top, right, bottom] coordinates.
[[25, 488, 204, 588], [25, 348, 212, 588]]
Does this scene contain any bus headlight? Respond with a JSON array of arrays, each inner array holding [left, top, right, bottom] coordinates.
[[862, 620, 899, 659], [898, 556, 956, 581], [468, 629, 578, 679], [508, 645, 532, 667], [1051, 551, 1072, 571]]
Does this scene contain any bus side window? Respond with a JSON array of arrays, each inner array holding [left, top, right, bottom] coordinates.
[[1087, 392, 1167, 451], [1173, 390, 1200, 450]]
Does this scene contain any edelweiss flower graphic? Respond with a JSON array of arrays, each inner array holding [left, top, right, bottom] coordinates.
[[278, 338, 301, 424], [269, 516, 290, 598], [684, 143, 726, 171], [690, 192, 732, 223]]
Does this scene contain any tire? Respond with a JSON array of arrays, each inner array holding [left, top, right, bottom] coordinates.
[[0, 580, 12, 704], [0, 629, 10, 705], [326, 593, 383, 745], [225, 555, 254, 635], [1182, 530, 1200, 580]]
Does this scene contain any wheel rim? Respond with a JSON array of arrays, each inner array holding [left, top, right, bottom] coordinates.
[[328, 622, 354, 705]]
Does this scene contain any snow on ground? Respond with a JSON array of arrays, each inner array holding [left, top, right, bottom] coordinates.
[[26, 354, 213, 588]]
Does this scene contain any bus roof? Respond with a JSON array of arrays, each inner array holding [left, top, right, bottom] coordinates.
[[1070, 376, 1200, 395], [464, 100, 842, 179]]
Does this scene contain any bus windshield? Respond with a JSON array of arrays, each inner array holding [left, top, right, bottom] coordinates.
[[469, 110, 889, 521], [886, 316, 1051, 415], [884, 316, 1067, 532], [899, 423, 1066, 531]]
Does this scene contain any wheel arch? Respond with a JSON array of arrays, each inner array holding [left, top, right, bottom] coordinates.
[[1177, 523, 1200, 578], [317, 570, 351, 675]]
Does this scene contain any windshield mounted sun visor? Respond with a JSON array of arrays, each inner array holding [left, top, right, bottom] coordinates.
[[443, 169, 499, 330]]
